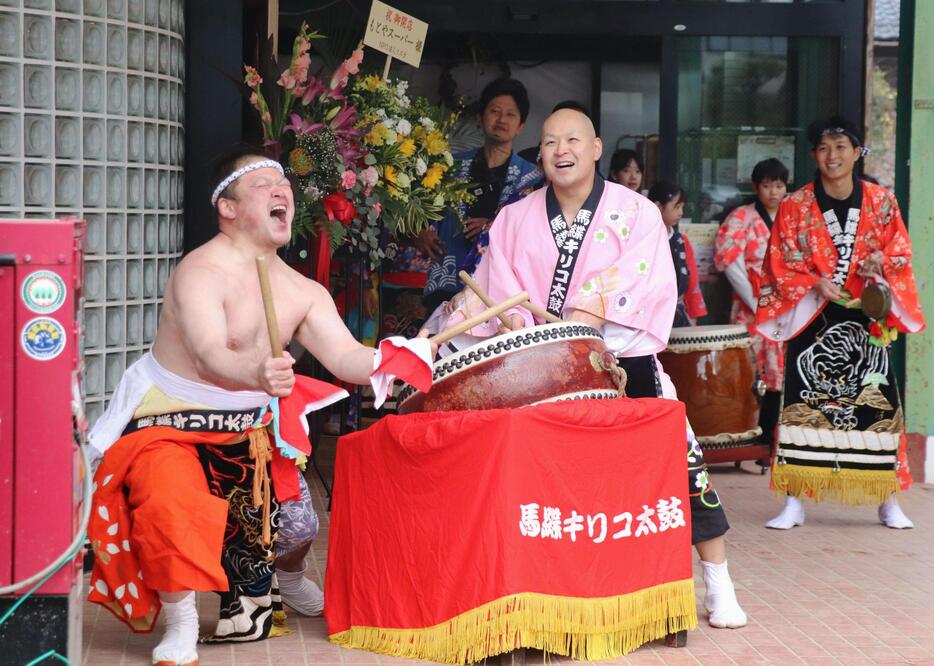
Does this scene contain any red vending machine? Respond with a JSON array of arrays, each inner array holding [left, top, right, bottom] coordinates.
[[0, 218, 87, 664]]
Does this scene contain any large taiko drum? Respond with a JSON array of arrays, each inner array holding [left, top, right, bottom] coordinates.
[[658, 324, 764, 446], [396, 322, 621, 415]]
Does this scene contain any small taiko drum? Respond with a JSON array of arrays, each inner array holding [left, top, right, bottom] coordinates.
[[658, 325, 764, 446], [396, 322, 621, 415]]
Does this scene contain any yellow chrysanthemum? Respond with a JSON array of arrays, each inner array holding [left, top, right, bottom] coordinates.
[[364, 123, 388, 146], [411, 126, 427, 142], [287, 148, 312, 176], [424, 130, 447, 156], [383, 164, 398, 185], [421, 163, 446, 189], [398, 138, 416, 157]]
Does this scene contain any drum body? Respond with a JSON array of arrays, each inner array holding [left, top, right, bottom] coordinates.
[[861, 282, 892, 320], [397, 322, 620, 415], [658, 325, 762, 445]]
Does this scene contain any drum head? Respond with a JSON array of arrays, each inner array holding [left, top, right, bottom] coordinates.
[[396, 322, 618, 414], [666, 324, 751, 352]]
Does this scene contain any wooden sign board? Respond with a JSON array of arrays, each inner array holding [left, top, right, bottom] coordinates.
[[364, 0, 428, 69]]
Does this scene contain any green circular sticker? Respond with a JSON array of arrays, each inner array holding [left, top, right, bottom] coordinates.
[[22, 270, 67, 314]]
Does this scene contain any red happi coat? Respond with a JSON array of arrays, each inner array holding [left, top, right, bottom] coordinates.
[[756, 180, 924, 339], [714, 203, 784, 390]]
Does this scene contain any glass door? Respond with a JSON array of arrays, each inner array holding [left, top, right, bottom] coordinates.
[[675, 35, 839, 224]]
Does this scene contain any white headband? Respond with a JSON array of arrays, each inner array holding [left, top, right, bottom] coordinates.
[[211, 159, 284, 207]]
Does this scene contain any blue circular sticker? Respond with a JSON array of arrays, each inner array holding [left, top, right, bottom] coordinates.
[[21, 317, 67, 361], [21, 270, 67, 314]]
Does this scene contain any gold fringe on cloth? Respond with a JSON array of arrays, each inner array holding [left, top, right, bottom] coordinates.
[[247, 426, 273, 547], [329, 579, 697, 665], [772, 464, 900, 506], [269, 610, 291, 638]]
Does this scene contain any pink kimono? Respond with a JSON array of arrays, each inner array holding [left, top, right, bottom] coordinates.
[[450, 180, 677, 357], [447, 179, 731, 544]]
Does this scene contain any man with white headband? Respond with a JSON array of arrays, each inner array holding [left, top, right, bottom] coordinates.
[[85, 149, 430, 665]]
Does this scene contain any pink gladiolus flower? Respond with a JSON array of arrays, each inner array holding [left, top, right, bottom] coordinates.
[[244, 65, 263, 89], [294, 53, 311, 80], [329, 43, 365, 90], [278, 71, 296, 90], [341, 170, 357, 189]]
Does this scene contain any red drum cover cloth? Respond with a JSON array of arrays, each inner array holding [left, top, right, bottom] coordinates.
[[325, 398, 696, 663]]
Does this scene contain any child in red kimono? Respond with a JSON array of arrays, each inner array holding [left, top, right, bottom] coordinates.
[[714, 158, 788, 444]]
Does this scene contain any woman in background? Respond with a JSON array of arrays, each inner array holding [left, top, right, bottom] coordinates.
[[649, 181, 706, 328]]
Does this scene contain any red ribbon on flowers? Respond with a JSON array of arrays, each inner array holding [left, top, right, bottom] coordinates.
[[315, 192, 356, 289], [323, 192, 356, 226], [315, 232, 331, 289]]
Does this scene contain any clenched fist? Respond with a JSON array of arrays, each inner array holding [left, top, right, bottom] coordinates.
[[258, 351, 296, 397]]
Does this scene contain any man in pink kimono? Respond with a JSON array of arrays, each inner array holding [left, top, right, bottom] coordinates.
[[447, 108, 747, 628]]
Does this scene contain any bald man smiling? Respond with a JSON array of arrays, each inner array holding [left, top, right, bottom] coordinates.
[[448, 108, 748, 629]]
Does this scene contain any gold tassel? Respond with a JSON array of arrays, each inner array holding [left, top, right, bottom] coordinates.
[[248, 427, 273, 547], [268, 609, 292, 638], [329, 579, 696, 664], [772, 463, 900, 506]]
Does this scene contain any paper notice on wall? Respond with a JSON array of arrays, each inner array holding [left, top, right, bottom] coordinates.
[[364, 1, 429, 68], [681, 223, 719, 283], [737, 135, 795, 184]]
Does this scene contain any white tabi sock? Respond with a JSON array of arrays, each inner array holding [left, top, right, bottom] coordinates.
[[879, 494, 913, 529], [276, 562, 324, 617], [701, 559, 747, 629], [152, 592, 199, 666], [765, 495, 805, 529]]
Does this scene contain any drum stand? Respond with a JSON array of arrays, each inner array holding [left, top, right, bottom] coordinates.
[[498, 649, 527, 664], [665, 630, 688, 647]]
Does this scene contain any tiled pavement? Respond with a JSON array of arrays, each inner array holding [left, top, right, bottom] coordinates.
[[83, 459, 934, 665]]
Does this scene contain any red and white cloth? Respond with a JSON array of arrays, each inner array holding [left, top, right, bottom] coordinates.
[[370, 336, 433, 408]]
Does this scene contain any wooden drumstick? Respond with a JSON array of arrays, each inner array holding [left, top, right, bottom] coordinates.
[[255, 256, 283, 358], [458, 270, 516, 330], [430, 291, 529, 346], [521, 298, 562, 324], [458, 270, 561, 326], [253, 255, 280, 548]]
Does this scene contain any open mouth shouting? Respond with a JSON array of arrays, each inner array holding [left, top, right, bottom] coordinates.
[[270, 203, 289, 225]]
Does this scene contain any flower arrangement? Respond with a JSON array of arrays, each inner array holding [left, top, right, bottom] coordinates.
[[242, 24, 472, 272], [244, 24, 382, 267], [350, 75, 473, 237]]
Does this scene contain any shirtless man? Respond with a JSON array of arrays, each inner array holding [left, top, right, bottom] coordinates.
[[88, 150, 420, 666], [153, 154, 376, 394]]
